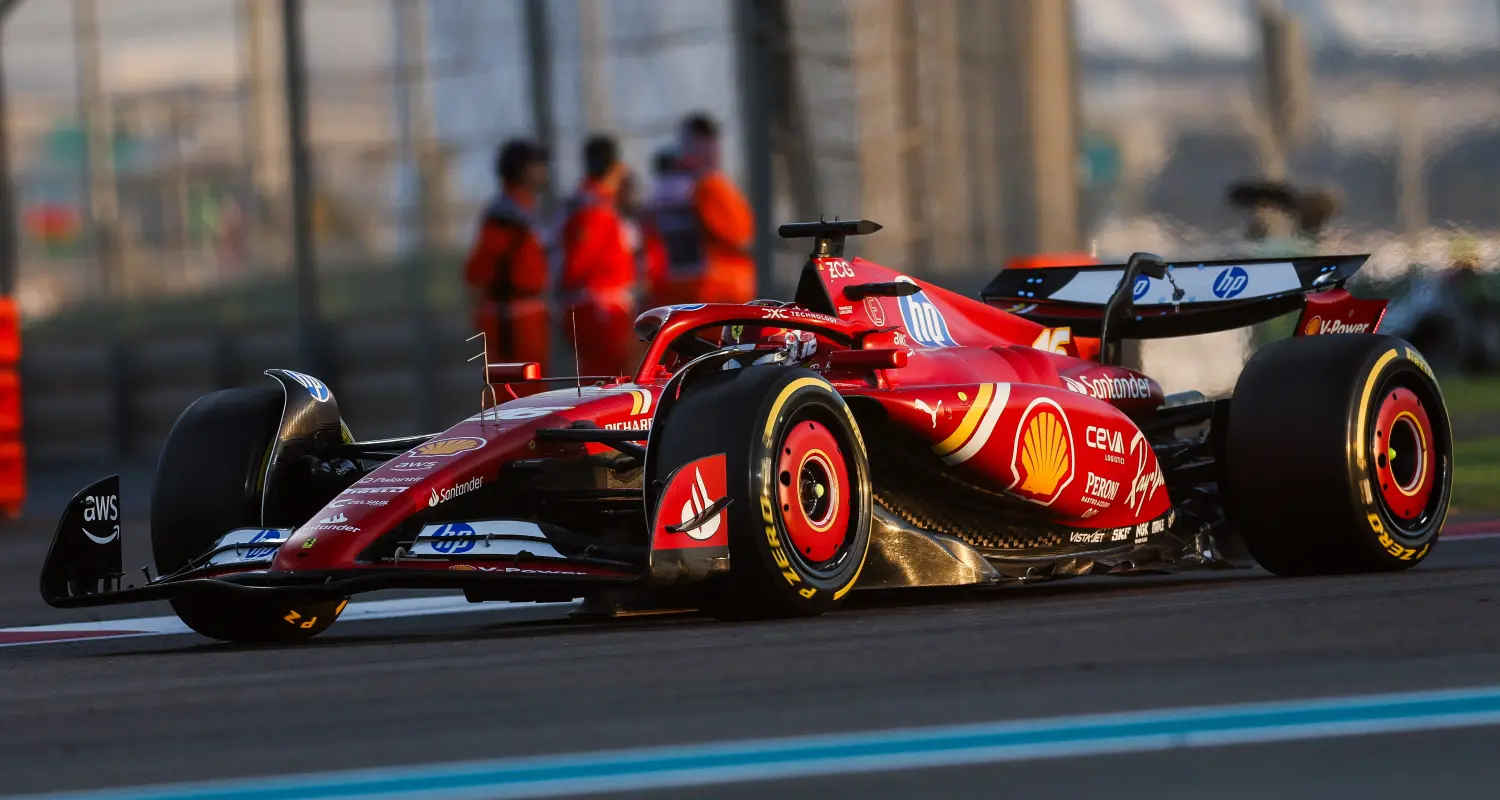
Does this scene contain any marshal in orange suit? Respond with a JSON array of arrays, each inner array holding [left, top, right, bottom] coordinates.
[[463, 140, 552, 377], [559, 135, 639, 378], [646, 113, 756, 308]]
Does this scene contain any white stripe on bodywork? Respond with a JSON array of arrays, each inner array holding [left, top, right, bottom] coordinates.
[[943, 383, 1011, 465]]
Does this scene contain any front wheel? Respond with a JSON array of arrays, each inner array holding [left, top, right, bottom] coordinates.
[[654, 367, 873, 619], [1225, 334, 1452, 575], [152, 386, 346, 642]]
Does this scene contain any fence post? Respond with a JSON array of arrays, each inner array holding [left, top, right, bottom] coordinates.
[[0, 0, 18, 297], [523, 0, 558, 213], [281, 0, 325, 378], [733, 0, 776, 294]]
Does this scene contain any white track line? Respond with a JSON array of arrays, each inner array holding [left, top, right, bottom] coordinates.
[[0, 596, 577, 648], [6, 528, 1496, 649], [1445, 529, 1500, 542]]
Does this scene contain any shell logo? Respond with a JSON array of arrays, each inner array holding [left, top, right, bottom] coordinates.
[[1008, 398, 1076, 506], [1304, 316, 1322, 336], [411, 437, 486, 457]]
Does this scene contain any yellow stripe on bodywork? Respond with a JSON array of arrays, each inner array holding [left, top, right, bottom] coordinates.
[[932, 383, 995, 458], [1353, 350, 1400, 471], [943, 383, 1010, 466]]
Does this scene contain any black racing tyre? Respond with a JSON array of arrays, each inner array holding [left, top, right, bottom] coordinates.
[[1225, 334, 1452, 576], [151, 386, 345, 643], [655, 366, 873, 619]]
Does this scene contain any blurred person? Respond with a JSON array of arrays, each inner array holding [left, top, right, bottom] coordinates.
[[639, 146, 681, 309], [463, 140, 553, 381], [617, 169, 655, 366], [559, 134, 638, 377], [650, 113, 756, 306]]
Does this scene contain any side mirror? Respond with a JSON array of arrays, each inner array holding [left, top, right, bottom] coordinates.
[[486, 362, 541, 384], [842, 281, 922, 300], [1128, 252, 1168, 280]]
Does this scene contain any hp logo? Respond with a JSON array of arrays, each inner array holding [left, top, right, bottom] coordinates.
[[1132, 274, 1150, 301], [245, 529, 282, 560], [1212, 267, 1249, 299], [284, 370, 331, 402], [895, 277, 959, 348], [429, 522, 476, 555]]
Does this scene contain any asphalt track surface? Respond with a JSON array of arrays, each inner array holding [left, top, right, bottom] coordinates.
[[5, 516, 1500, 798]]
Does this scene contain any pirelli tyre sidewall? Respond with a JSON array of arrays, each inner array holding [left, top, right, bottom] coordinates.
[[745, 372, 873, 612], [1342, 343, 1452, 566], [667, 365, 872, 619], [1227, 334, 1451, 575]]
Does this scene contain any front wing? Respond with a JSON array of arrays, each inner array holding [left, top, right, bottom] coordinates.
[[40, 476, 641, 610]]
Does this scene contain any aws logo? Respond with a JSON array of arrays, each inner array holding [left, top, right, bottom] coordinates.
[[1007, 398, 1075, 506], [894, 276, 958, 348]]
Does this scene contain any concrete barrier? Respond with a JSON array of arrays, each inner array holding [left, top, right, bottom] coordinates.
[[19, 315, 504, 467]]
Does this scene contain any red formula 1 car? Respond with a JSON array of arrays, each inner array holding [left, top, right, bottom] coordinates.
[[40, 220, 1452, 642]]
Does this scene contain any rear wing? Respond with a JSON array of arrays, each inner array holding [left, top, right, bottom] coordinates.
[[981, 254, 1369, 339]]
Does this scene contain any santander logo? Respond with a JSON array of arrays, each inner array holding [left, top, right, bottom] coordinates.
[[679, 468, 722, 541], [657, 453, 728, 547], [428, 476, 484, 508]]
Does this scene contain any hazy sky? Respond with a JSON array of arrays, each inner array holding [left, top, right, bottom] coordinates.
[[2, 0, 392, 99], [7, 0, 1497, 102]]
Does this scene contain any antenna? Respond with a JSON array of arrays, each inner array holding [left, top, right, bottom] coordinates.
[[571, 308, 582, 398], [466, 331, 496, 425]]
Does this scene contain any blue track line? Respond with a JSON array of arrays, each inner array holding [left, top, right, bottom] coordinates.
[[17, 685, 1500, 800]]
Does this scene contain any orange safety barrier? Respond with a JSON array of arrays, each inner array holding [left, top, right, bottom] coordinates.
[[0, 297, 19, 367], [0, 440, 25, 518], [0, 371, 20, 438], [0, 296, 25, 519]]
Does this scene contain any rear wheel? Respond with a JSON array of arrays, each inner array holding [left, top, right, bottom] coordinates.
[[151, 386, 346, 643], [1225, 334, 1451, 575], [654, 366, 873, 619]]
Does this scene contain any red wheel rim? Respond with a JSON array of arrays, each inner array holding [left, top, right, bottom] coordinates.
[[1371, 386, 1436, 521], [776, 419, 851, 565]]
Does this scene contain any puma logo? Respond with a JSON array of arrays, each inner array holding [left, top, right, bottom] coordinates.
[[913, 399, 942, 428]]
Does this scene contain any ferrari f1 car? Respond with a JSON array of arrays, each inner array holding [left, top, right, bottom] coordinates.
[[40, 219, 1451, 642]]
